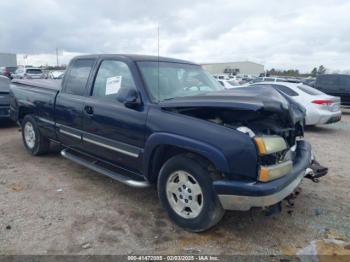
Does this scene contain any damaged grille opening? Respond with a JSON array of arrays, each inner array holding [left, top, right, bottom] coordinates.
[[165, 107, 303, 166]]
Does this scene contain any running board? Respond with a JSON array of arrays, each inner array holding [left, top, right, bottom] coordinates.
[[61, 148, 150, 188]]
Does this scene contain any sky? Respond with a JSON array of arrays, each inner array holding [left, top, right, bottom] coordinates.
[[1, 0, 350, 72]]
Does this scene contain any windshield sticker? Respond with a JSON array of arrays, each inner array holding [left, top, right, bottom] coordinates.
[[105, 76, 122, 95]]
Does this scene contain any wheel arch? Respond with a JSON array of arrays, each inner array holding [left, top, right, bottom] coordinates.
[[143, 133, 230, 183]]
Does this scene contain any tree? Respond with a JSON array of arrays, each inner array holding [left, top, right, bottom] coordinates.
[[318, 65, 326, 75], [311, 67, 318, 77]]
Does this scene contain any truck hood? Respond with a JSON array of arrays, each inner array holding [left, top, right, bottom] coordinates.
[[159, 86, 305, 126]]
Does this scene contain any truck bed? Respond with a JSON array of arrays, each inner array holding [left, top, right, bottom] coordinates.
[[11, 79, 62, 91], [9, 79, 60, 139]]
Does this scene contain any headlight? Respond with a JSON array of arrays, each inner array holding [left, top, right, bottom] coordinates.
[[258, 160, 293, 182], [254, 135, 287, 156]]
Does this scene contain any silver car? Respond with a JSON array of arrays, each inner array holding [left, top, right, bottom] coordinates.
[[13, 68, 44, 79]]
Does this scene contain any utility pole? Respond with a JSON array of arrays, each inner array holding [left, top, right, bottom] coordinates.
[[56, 48, 59, 66]]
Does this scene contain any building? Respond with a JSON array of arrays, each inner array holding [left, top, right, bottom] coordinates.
[[0, 53, 17, 67], [201, 61, 264, 76]]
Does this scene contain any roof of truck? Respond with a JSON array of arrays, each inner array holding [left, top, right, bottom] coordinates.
[[73, 54, 197, 65]]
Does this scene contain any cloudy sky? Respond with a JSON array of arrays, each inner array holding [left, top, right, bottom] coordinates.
[[1, 0, 350, 72]]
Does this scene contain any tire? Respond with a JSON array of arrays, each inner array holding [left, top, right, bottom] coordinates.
[[21, 115, 50, 155], [157, 154, 225, 232]]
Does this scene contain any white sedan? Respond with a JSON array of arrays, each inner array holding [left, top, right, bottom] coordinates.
[[217, 79, 247, 89], [250, 82, 341, 126]]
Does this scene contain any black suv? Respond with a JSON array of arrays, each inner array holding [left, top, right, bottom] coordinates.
[[315, 74, 350, 107]]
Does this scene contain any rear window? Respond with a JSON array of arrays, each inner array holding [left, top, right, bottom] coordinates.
[[297, 84, 323, 95], [64, 59, 95, 96], [228, 80, 239, 86], [273, 84, 299, 96], [26, 69, 42, 74]]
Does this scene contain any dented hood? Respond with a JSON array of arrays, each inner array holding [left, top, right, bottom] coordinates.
[[160, 86, 305, 125]]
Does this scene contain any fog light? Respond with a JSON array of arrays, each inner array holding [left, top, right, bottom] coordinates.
[[259, 161, 293, 182], [254, 135, 287, 156]]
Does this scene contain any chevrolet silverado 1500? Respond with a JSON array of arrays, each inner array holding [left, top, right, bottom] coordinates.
[[0, 76, 10, 119], [9, 54, 325, 231]]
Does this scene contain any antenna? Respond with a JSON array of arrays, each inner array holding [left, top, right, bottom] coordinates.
[[157, 24, 160, 102], [56, 48, 59, 66]]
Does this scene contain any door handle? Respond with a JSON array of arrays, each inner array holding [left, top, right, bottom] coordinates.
[[84, 105, 94, 115]]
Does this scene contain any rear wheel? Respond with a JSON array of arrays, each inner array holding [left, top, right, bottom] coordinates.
[[158, 154, 225, 232], [22, 115, 50, 155]]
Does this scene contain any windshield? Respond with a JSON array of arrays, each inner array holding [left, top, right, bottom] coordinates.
[[137, 61, 224, 102]]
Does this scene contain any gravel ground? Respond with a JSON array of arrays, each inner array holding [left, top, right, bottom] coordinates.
[[0, 112, 350, 256]]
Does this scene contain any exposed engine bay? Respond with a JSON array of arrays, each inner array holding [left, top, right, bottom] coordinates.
[[165, 107, 304, 147]]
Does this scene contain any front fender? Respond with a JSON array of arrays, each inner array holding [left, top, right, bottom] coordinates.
[[143, 132, 230, 179]]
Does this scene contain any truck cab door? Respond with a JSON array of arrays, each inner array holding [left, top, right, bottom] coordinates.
[[81, 59, 147, 174], [55, 58, 96, 150]]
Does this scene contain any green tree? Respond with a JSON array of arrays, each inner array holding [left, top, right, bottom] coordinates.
[[311, 67, 318, 77], [318, 65, 326, 75]]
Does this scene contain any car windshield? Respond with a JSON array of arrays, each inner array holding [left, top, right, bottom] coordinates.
[[137, 61, 224, 102]]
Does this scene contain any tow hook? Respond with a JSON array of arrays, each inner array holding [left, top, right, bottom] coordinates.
[[305, 160, 328, 183]]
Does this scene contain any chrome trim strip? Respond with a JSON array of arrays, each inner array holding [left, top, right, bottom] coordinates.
[[218, 171, 305, 211], [59, 129, 81, 140], [83, 137, 139, 158], [38, 117, 55, 125]]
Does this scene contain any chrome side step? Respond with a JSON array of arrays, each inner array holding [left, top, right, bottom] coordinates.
[[61, 148, 150, 188]]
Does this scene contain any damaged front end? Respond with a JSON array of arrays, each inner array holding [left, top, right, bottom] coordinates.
[[160, 86, 327, 211]]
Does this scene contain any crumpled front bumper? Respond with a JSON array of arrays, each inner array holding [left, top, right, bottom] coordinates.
[[213, 140, 312, 211]]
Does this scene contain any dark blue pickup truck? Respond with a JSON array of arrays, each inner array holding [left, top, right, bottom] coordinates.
[[0, 76, 11, 119], [9, 54, 320, 231]]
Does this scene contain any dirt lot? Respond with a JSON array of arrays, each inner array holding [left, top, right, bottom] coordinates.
[[1, 112, 350, 256]]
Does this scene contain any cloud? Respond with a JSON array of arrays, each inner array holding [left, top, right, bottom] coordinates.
[[1, 0, 350, 72]]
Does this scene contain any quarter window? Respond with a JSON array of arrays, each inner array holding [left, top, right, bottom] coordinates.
[[65, 59, 94, 96]]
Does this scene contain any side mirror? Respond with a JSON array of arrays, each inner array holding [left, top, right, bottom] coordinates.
[[118, 88, 141, 108]]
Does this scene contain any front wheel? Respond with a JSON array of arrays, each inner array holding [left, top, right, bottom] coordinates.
[[22, 115, 50, 155], [157, 154, 225, 232]]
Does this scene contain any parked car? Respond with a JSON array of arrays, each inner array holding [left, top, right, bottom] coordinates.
[[0, 76, 10, 120], [250, 82, 341, 126], [251, 77, 301, 84], [12, 68, 45, 79], [48, 70, 65, 79], [10, 54, 323, 232], [217, 79, 242, 89], [302, 77, 316, 86], [0, 66, 17, 79], [213, 74, 230, 80], [314, 74, 350, 107]]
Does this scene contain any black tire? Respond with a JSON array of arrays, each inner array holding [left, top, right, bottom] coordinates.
[[157, 154, 225, 232], [21, 115, 50, 155]]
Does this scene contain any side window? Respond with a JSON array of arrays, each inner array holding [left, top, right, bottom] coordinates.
[[92, 60, 136, 101], [65, 59, 94, 96], [274, 85, 299, 96]]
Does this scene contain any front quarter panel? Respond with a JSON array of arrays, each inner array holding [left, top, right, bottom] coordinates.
[[144, 106, 258, 180]]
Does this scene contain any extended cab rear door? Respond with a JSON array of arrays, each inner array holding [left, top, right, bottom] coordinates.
[[81, 58, 147, 174], [55, 58, 96, 150]]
